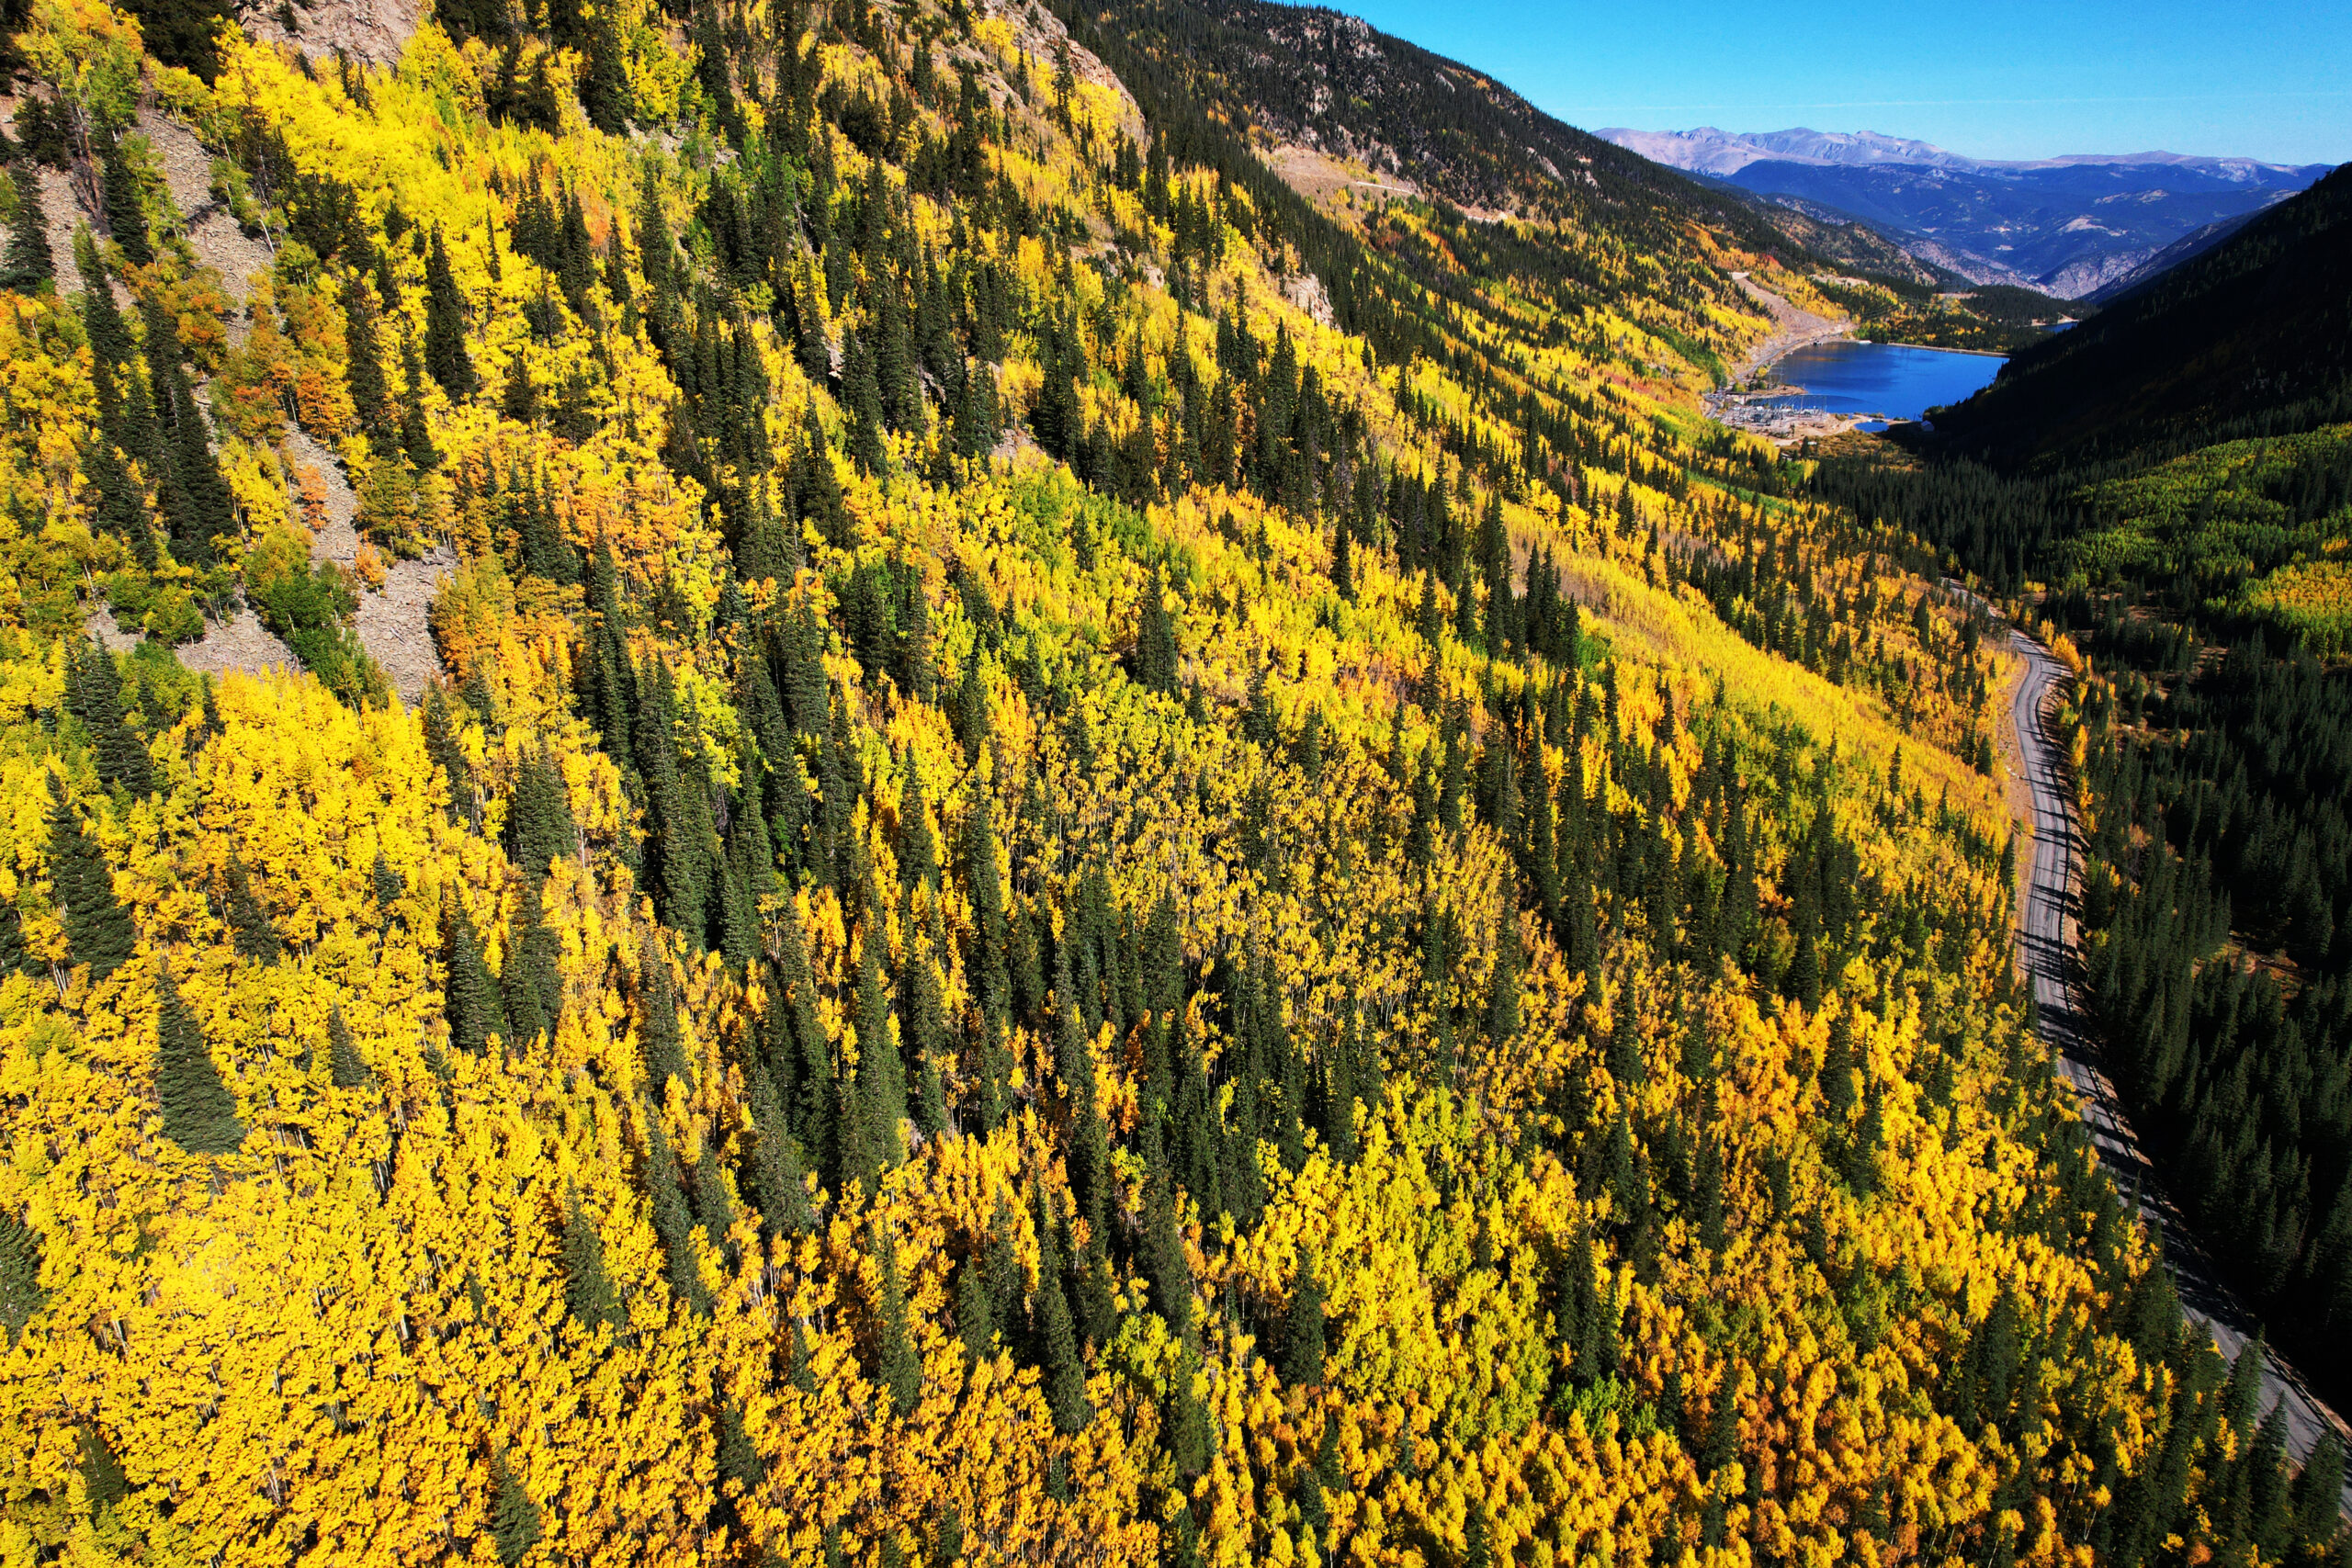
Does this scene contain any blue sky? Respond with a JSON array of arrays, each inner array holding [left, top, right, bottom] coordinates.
[[1316, 0, 2352, 165]]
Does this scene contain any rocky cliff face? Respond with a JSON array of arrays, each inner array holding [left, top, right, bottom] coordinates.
[[237, 0, 422, 68]]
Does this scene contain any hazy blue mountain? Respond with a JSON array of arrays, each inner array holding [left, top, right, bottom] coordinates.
[[1934, 163, 2352, 462], [1600, 127, 2333, 298]]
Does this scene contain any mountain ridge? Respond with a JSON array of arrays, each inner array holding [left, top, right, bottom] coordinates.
[[1603, 124, 2329, 181], [1601, 126, 2333, 298]]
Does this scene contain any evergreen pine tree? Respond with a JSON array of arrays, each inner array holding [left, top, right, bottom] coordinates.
[[1136, 566, 1179, 694], [853, 929, 905, 1170], [1033, 1192, 1091, 1433], [643, 1112, 711, 1315], [488, 1453, 542, 1566], [371, 852, 405, 920], [423, 227, 476, 397], [561, 1190, 625, 1336], [872, 1220, 922, 1416], [507, 742, 577, 875], [342, 276, 393, 445], [2289, 1432, 2343, 1555], [1055, 951, 1112, 1232], [639, 938, 690, 1089], [901, 940, 949, 1137], [154, 970, 243, 1155], [69, 641, 155, 796], [422, 689, 476, 825], [742, 1061, 812, 1238], [0, 1207, 46, 1344], [1162, 1339, 1213, 1477], [955, 1248, 996, 1366], [0, 898, 28, 979], [85, 438, 153, 568], [1485, 913, 1521, 1047], [397, 328, 438, 468], [1279, 1251, 1327, 1386], [503, 876, 563, 1048], [100, 136, 152, 267], [1144, 1130, 1194, 1346], [843, 331, 889, 474], [442, 899, 504, 1055], [47, 777, 134, 978], [3, 166, 53, 292], [327, 1004, 371, 1088], [78, 1426, 129, 1514], [222, 854, 280, 964], [582, 5, 633, 133]]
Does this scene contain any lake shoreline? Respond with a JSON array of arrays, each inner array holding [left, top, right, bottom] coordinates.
[[1706, 335, 2009, 444], [1849, 336, 2010, 359]]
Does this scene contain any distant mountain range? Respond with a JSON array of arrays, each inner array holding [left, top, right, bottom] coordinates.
[[1933, 162, 2352, 462], [1598, 127, 2335, 299]]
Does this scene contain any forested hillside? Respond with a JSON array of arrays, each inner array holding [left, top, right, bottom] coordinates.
[[1819, 164, 2352, 1422], [0, 2, 2337, 1565]]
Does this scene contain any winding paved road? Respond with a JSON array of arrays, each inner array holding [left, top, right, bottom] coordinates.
[[2000, 619, 2352, 1506]]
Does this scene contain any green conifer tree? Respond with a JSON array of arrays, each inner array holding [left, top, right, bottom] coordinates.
[[639, 937, 690, 1089], [100, 136, 152, 268], [397, 328, 438, 468], [643, 1113, 711, 1316], [442, 899, 504, 1055], [1162, 1339, 1212, 1477], [872, 1220, 922, 1417], [0, 898, 28, 978], [561, 1190, 624, 1337], [488, 1453, 541, 1565], [221, 855, 279, 964], [72, 642, 156, 796], [503, 877, 563, 1049], [154, 970, 243, 1155], [853, 929, 905, 1169], [955, 1249, 995, 1367], [423, 227, 476, 397], [0, 1208, 45, 1344], [507, 742, 576, 876], [3, 166, 53, 292], [901, 940, 949, 1137], [1279, 1251, 1327, 1386], [326, 1004, 370, 1089], [742, 1062, 812, 1238], [47, 777, 134, 978], [1033, 1191, 1091, 1433]]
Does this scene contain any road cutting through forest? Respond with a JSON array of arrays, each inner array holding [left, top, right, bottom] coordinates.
[[1999, 615, 2352, 1509]]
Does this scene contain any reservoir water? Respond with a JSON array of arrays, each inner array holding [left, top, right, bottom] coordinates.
[[1760, 339, 2007, 430]]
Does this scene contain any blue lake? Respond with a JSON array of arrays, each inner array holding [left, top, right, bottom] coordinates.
[[1761, 339, 2007, 430]]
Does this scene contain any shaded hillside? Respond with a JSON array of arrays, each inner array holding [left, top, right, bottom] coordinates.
[[1073, 0, 1791, 254], [1935, 164, 2352, 464]]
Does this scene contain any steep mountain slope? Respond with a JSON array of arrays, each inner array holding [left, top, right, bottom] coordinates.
[[1935, 163, 2352, 462], [1071, 0, 1792, 249], [0, 0, 2335, 1562], [2083, 207, 2270, 304]]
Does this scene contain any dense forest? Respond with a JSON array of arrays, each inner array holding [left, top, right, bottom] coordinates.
[[1815, 164, 2352, 1418], [0, 0, 2341, 1564], [1804, 276, 2064, 357]]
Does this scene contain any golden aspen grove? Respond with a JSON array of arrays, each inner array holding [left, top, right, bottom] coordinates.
[[0, 1, 2342, 1565]]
